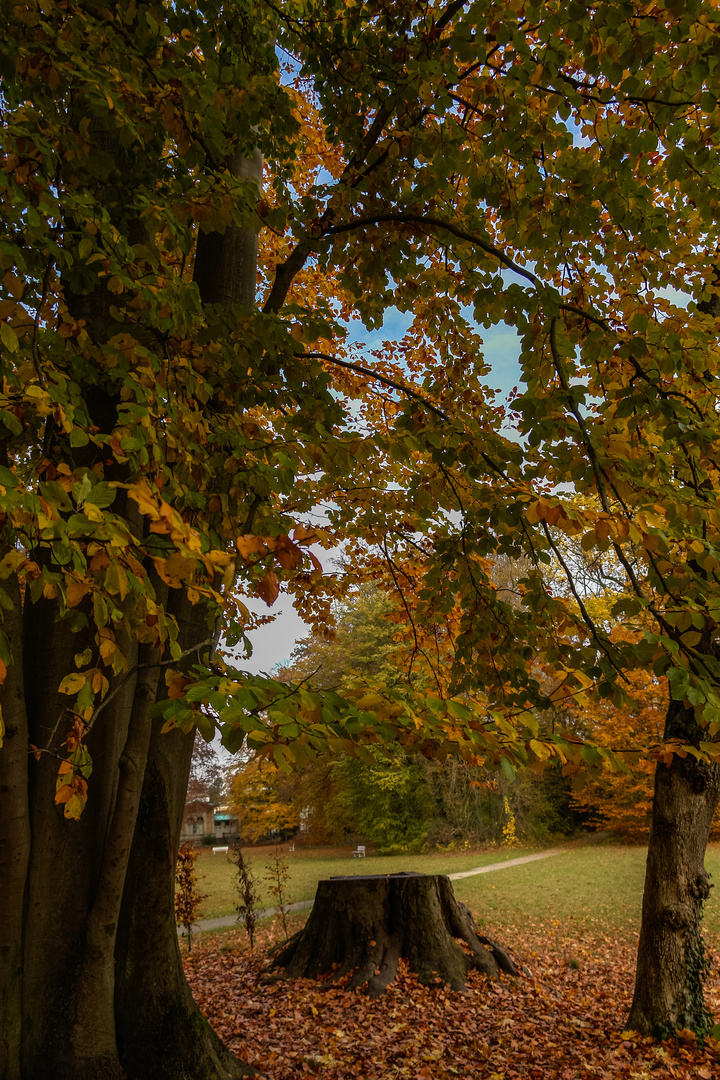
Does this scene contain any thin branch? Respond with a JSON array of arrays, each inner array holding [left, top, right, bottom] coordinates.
[[300, 352, 450, 420], [548, 319, 650, 606], [540, 521, 627, 681], [323, 213, 612, 332], [299, 351, 509, 480], [324, 213, 538, 285], [85, 636, 217, 734], [381, 536, 444, 695]]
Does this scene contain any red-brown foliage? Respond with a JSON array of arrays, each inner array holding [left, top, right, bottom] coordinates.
[[184, 919, 720, 1079]]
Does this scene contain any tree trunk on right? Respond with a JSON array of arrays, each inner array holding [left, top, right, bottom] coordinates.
[[628, 701, 720, 1036]]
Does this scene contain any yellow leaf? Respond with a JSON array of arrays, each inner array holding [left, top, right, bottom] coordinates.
[[127, 479, 161, 519], [82, 502, 105, 523], [59, 672, 86, 695], [529, 739, 550, 761], [99, 637, 116, 664], [0, 549, 25, 579], [154, 551, 197, 585], [63, 793, 86, 819]]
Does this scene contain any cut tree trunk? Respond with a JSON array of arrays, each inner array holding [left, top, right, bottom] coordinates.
[[627, 700, 720, 1037], [274, 872, 517, 997]]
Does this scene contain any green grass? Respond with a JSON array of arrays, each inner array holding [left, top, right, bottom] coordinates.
[[195, 843, 536, 919], [453, 843, 720, 940], [195, 841, 720, 943]]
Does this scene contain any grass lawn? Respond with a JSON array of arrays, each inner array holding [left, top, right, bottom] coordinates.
[[193, 839, 720, 944], [458, 843, 720, 940], [194, 842, 537, 919]]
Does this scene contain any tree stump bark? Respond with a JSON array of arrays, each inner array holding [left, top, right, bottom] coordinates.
[[274, 872, 517, 997]]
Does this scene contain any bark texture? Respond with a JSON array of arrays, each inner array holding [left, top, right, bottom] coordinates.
[[115, 715, 256, 1079], [0, 574, 29, 1080], [275, 872, 518, 997], [627, 701, 720, 1036]]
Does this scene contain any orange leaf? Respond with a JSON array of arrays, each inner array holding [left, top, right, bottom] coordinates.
[[54, 783, 76, 804], [66, 578, 92, 607], [236, 535, 267, 560], [274, 535, 303, 570], [256, 571, 279, 606], [292, 525, 318, 544], [166, 670, 193, 699]]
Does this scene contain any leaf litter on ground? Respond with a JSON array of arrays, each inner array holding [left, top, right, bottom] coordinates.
[[184, 914, 720, 1079]]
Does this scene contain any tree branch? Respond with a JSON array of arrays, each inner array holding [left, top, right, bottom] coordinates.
[[300, 351, 450, 420]]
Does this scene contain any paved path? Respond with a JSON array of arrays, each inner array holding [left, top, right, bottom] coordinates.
[[178, 845, 567, 936], [447, 847, 566, 880], [179, 899, 314, 936]]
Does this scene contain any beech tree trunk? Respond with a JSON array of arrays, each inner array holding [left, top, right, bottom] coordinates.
[[275, 872, 518, 997], [0, 119, 261, 1080], [627, 700, 720, 1037]]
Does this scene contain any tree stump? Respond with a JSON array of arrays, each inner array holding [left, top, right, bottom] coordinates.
[[273, 872, 518, 997]]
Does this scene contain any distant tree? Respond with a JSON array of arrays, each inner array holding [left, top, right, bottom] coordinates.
[[186, 732, 225, 806], [229, 757, 299, 842], [276, 585, 401, 691]]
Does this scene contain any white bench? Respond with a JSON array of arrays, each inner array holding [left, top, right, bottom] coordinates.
[[212, 845, 229, 854], [352, 845, 366, 858]]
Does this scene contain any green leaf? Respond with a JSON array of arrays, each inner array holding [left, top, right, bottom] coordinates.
[[500, 756, 516, 782]]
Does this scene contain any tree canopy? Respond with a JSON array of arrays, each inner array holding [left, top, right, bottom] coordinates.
[[5, 0, 720, 791]]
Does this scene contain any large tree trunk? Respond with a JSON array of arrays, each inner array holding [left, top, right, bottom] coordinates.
[[628, 701, 720, 1036], [0, 114, 262, 1080], [0, 573, 30, 1080], [114, 594, 256, 1080], [115, 713, 255, 1079], [275, 872, 517, 998]]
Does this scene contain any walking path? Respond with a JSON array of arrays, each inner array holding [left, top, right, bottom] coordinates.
[[178, 845, 567, 936], [447, 846, 566, 880]]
